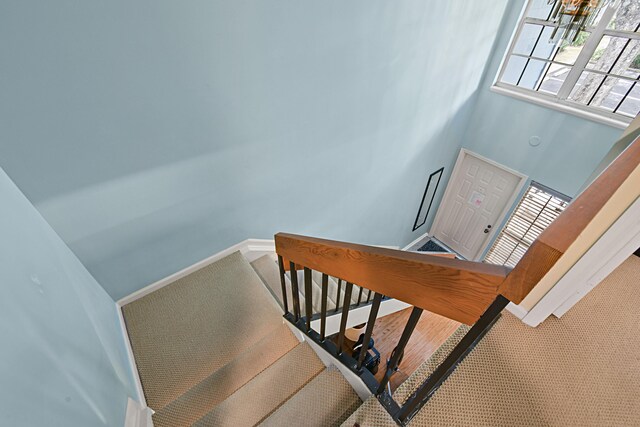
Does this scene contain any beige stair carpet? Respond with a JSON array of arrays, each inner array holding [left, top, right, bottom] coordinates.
[[152, 324, 299, 427], [122, 251, 283, 410], [344, 255, 640, 426], [259, 367, 361, 427], [250, 254, 303, 311], [193, 342, 324, 427]]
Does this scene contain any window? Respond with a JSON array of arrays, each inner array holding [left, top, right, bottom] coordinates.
[[484, 181, 571, 268], [495, 0, 640, 127]]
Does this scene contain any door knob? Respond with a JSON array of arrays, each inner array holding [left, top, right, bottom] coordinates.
[[483, 225, 492, 234]]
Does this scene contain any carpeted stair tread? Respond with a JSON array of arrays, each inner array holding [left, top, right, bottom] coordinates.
[[259, 368, 361, 427], [152, 323, 299, 427], [192, 342, 324, 427], [122, 251, 283, 410], [250, 254, 308, 312]]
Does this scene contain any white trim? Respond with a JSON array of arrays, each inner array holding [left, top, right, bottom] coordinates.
[[505, 302, 529, 320], [521, 196, 640, 327], [117, 239, 273, 306], [124, 398, 154, 427], [490, 85, 629, 129], [312, 299, 411, 337], [117, 303, 147, 408], [430, 149, 528, 261], [403, 231, 431, 251], [283, 321, 372, 401]]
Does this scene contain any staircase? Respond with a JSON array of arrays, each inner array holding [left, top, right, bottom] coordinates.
[[122, 251, 362, 427]]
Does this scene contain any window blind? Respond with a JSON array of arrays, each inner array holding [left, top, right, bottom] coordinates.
[[484, 182, 571, 268]]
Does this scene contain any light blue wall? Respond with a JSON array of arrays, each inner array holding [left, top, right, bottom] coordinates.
[[461, 0, 623, 198], [0, 167, 136, 426], [0, 0, 510, 300]]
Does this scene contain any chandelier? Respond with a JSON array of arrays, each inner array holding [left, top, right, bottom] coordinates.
[[548, 0, 612, 43]]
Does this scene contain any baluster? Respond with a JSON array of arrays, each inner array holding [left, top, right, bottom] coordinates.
[[366, 289, 372, 303], [376, 307, 423, 395], [276, 256, 289, 314], [357, 286, 364, 305], [303, 267, 313, 332], [320, 274, 329, 341], [335, 279, 343, 313], [357, 293, 383, 370], [289, 262, 301, 321], [336, 282, 354, 356]]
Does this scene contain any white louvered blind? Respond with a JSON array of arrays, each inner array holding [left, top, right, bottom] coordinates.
[[484, 182, 571, 268]]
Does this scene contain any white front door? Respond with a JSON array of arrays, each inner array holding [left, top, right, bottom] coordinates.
[[430, 149, 527, 260]]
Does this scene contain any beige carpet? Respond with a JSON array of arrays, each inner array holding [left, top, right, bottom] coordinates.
[[122, 251, 284, 410], [344, 255, 640, 426], [259, 367, 361, 427]]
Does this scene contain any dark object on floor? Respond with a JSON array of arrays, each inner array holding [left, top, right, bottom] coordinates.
[[635, 247, 640, 258], [352, 334, 380, 375], [418, 239, 448, 253]]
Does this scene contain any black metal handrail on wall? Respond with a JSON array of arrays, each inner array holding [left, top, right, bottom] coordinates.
[[276, 255, 509, 426]]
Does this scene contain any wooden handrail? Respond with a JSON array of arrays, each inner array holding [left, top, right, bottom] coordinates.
[[275, 233, 510, 325], [499, 134, 640, 304]]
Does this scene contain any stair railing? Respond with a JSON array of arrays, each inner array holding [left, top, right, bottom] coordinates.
[[274, 134, 640, 425], [275, 232, 510, 425]]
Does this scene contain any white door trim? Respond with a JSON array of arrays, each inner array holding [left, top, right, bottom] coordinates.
[[521, 195, 640, 327], [430, 149, 528, 261]]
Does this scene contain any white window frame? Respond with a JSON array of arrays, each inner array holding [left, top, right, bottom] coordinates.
[[492, 1, 640, 129]]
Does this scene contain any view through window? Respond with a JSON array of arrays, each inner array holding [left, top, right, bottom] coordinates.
[[495, 0, 640, 123]]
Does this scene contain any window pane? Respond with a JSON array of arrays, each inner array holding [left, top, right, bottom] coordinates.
[[607, 7, 640, 32], [531, 26, 560, 59], [514, 24, 545, 56], [553, 31, 591, 65], [615, 81, 640, 117], [610, 38, 640, 78], [586, 36, 627, 72], [519, 59, 549, 89], [501, 56, 528, 86], [569, 71, 606, 104], [588, 76, 621, 111], [538, 63, 570, 95], [526, 0, 554, 20]]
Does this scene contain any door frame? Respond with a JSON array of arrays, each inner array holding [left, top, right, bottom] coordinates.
[[430, 149, 528, 261]]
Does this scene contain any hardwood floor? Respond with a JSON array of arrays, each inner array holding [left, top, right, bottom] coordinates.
[[335, 307, 461, 392]]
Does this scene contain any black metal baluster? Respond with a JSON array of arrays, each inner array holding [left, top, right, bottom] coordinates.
[[336, 282, 354, 356], [289, 262, 301, 321], [376, 307, 423, 395], [320, 274, 328, 341], [303, 267, 313, 332], [335, 279, 342, 313], [276, 256, 289, 314], [357, 293, 383, 370], [396, 295, 509, 424], [357, 286, 364, 305], [366, 289, 372, 304]]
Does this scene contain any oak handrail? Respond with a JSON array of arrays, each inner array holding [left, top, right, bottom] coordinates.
[[275, 233, 510, 325]]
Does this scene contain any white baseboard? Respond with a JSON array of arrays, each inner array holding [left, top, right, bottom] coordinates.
[[117, 239, 274, 306], [283, 321, 372, 401], [311, 299, 411, 336], [117, 303, 147, 410], [403, 231, 431, 251], [505, 302, 528, 320], [124, 397, 154, 427]]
